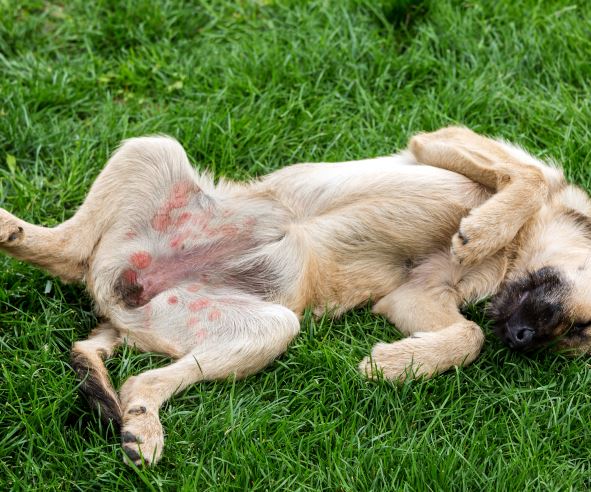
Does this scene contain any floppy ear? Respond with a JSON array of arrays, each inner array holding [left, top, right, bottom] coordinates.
[[408, 126, 519, 190]]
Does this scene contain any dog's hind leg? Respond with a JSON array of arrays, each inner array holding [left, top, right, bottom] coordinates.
[[0, 136, 197, 282], [408, 127, 565, 266], [71, 322, 122, 426], [117, 296, 300, 466]]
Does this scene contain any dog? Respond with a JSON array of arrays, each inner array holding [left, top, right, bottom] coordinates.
[[1, 126, 590, 466]]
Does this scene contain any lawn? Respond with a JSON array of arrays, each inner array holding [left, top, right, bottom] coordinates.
[[2, 0, 591, 490]]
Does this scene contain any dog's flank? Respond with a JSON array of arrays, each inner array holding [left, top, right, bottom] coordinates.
[[3, 127, 591, 465]]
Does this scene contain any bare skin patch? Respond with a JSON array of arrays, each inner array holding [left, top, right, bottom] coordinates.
[[130, 251, 152, 269]]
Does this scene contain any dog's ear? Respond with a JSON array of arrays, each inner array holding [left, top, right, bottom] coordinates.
[[408, 126, 516, 190]]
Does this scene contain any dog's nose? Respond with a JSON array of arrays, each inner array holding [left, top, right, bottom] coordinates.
[[506, 325, 535, 349]]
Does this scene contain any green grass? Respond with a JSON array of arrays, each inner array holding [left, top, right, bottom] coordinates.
[[2, 0, 591, 489]]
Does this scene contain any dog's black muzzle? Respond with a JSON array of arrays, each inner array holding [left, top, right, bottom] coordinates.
[[488, 267, 569, 352]]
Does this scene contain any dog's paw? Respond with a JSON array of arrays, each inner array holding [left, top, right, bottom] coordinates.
[[450, 214, 505, 266], [0, 210, 24, 246], [121, 405, 164, 466], [359, 337, 438, 382]]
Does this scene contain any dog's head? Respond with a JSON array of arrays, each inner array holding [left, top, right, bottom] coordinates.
[[489, 187, 591, 353]]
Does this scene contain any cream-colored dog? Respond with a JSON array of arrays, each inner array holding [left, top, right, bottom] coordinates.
[[1, 127, 589, 465]]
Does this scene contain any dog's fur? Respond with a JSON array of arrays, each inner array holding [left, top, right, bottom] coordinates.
[[2, 127, 591, 465]]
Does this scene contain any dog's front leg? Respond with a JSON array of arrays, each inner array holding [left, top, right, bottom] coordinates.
[[362, 286, 484, 381], [361, 253, 506, 381], [408, 126, 564, 266]]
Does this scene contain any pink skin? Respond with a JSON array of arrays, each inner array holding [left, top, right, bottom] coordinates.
[[151, 181, 196, 232], [189, 298, 210, 312], [122, 269, 138, 284], [130, 251, 152, 269], [208, 309, 221, 321], [152, 212, 173, 232], [243, 216, 256, 228], [118, 181, 260, 306], [169, 181, 192, 208], [169, 231, 192, 249], [126, 235, 251, 303], [168, 295, 178, 305], [175, 212, 191, 227]]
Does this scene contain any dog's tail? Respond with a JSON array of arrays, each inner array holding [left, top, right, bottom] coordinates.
[[70, 323, 122, 427]]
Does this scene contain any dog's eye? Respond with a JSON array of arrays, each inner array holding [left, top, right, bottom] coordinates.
[[571, 320, 591, 331]]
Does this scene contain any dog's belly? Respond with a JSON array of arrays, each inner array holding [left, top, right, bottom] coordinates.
[[114, 240, 251, 308], [260, 154, 492, 312], [90, 181, 286, 313]]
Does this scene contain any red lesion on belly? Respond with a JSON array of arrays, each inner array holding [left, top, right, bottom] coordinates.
[[152, 212, 173, 232], [151, 180, 199, 233], [175, 211, 191, 227], [170, 181, 192, 208], [169, 231, 192, 249], [189, 298, 210, 312], [130, 251, 152, 269], [122, 269, 138, 284]]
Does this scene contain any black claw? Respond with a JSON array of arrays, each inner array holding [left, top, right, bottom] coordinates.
[[121, 431, 138, 443], [127, 405, 147, 415], [123, 446, 141, 462], [458, 230, 468, 245]]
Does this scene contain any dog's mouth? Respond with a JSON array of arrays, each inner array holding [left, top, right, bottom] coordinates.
[[488, 266, 570, 351]]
